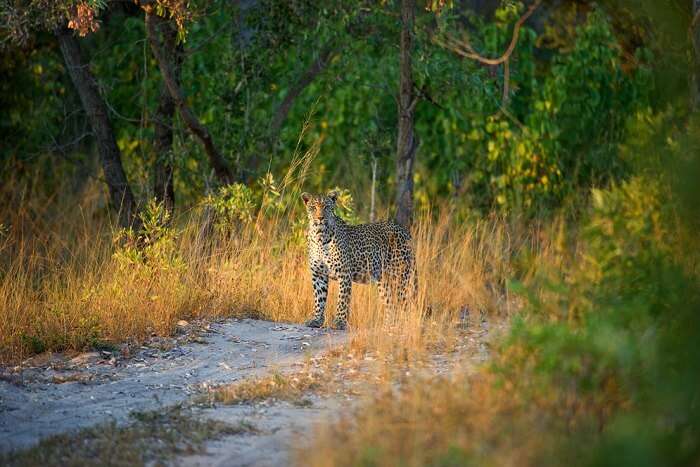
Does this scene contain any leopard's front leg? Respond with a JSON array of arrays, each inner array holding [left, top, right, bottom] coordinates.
[[332, 272, 352, 330], [306, 263, 328, 328]]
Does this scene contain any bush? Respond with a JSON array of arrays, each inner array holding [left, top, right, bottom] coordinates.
[[423, 7, 653, 214], [500, 164, 700, 464]]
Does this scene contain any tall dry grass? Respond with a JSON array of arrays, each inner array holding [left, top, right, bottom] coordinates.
[[295, 368, 562, 467], [0, 163, 551, 364]]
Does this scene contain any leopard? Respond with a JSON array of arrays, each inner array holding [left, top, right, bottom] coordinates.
[[301, 191, 416, 330]]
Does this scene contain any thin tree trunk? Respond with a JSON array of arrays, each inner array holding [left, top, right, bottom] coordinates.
[[145, 11, 235, 185], [692, 0, 700, 111], [153, 86, 176, 212], [370, 157, 378, 223], [395, 0, 418, 228], [56, 27, 139, 229], [152, 19, 181, 213]]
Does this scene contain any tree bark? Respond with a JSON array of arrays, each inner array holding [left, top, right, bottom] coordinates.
[[395, 0, 418, 228], [153, 86, 176, 212], [56, 27, 139, 229], [145, 11, 236, 185], [692, 0, 700, 111], [152, 19, 181, 213]]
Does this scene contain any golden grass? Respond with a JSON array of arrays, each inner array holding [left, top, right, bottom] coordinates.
[[0, 203, 534, 364], [294, 338, 629, 467], [0, 154, 553, 364], [0, 162, 565, 467], [205, 367, 325, 405], [0, 203, 545, 365], [294, 370, 548, 467]]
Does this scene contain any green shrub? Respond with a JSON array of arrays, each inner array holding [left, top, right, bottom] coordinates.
[[113, 199, 184, 273], [501, 169, 700, 465], [419, 6, 652, 215]]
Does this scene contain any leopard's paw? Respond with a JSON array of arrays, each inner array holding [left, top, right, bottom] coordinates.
[[305, 317, 325, 328], [331, 319, 347, 331]]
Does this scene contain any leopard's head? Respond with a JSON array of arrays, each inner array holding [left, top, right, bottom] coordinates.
[[301, 191, 338, 237]]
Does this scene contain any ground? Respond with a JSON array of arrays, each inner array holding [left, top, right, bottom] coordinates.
[[0, 317, 493, 466]]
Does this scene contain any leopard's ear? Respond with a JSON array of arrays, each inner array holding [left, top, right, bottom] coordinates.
[[327, 190, 338, 203], [301, 192, 311, 205]]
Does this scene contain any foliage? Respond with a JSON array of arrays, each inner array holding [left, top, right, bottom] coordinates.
[[420, 6, 652, 214], [2, 1, 655, 217], [113, 199, 184, 273], [534, 10, 652, 188], [494, 116, 700, 464], [202, 172, 360, 248], [205, 183, 259, 227]]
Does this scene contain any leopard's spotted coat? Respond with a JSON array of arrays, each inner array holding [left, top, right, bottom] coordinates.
[[301, 191, 416, 329]]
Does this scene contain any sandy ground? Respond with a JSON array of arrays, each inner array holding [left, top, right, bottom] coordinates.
[[174, 319, 494, 467], [0, 315, 494, 466], [0, 318, 344, 453], [178, 396, 347, 467]]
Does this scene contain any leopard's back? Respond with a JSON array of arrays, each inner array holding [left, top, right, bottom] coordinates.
[[334, 220, 415, 284]]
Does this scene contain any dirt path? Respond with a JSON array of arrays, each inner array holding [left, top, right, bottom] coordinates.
[[177, 396, 346, 467], [0, 319, 344, 453], [1, 316, 495, 466], [174, 320, 495, 467]]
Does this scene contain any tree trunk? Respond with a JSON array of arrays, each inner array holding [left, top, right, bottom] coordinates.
[[56, 27, 139, 229], [145, 11, 236, 185], [692, 0, 700, 111], [152, 19, 181, 213], [153, 86, 176, 212], [395, 0, 417, 228]]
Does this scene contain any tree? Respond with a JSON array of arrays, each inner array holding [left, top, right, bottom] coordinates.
[[692, 0, 700, 110], [55, 26, 140, 228], [144, 7, 236, 185], [152, 18, 182, 213], [0, 1, 142, 228], [395, 0, 418, 228]]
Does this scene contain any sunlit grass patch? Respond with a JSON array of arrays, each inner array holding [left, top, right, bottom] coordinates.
[[294, 368, 565, 467], [205, 370, 325, 405], [0, 196, 538, 364], [0, 149, 549, 364], [297, 171, 700, 467]]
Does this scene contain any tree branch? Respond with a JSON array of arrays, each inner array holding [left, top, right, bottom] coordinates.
[[144, 10, 235, 185], [432, 0, 542, 66], [268, 46, 336, 148], [432, 0, 541, 106]]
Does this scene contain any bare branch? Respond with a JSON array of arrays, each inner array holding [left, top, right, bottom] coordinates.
[[432, 0, 541, 106], [268, 46, 336, 147], [433, 0, 542, 66]]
